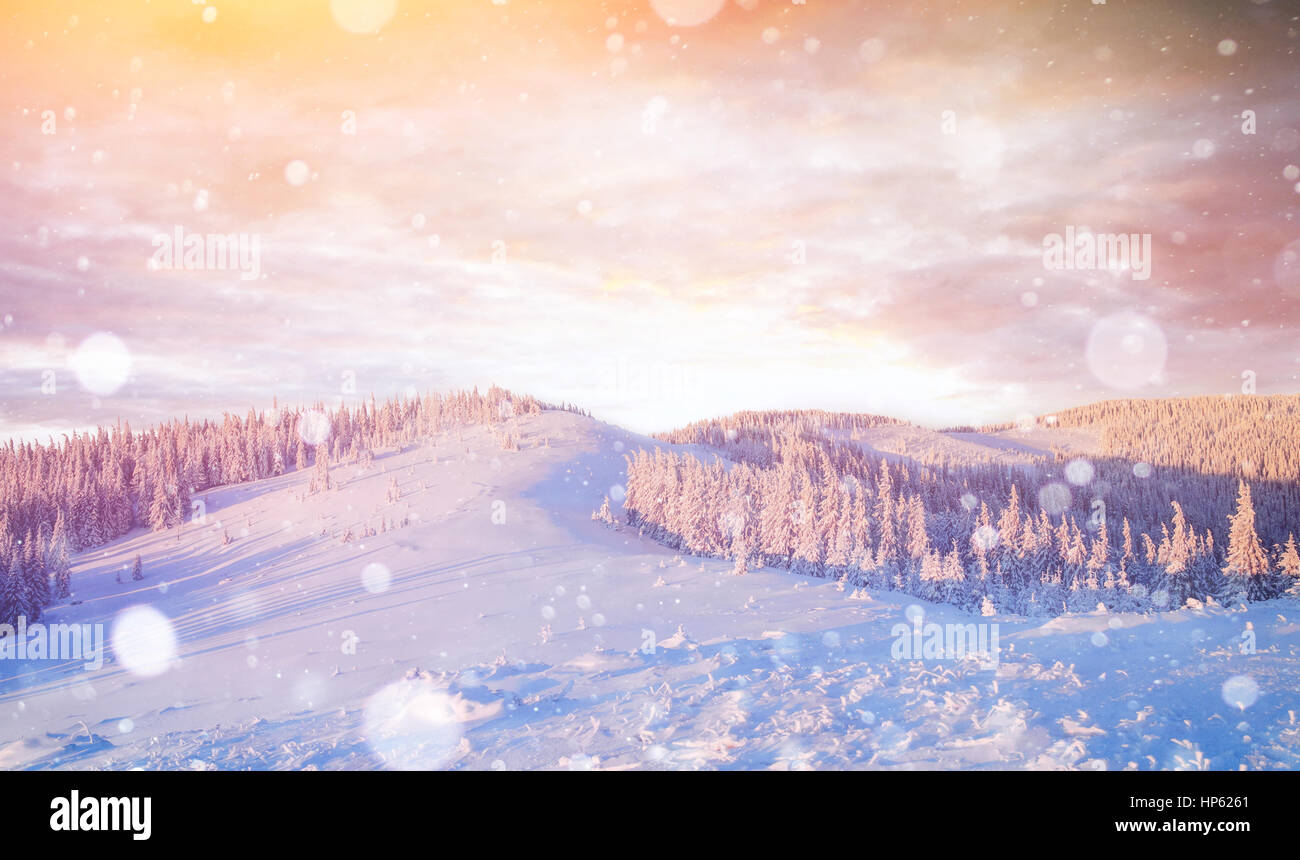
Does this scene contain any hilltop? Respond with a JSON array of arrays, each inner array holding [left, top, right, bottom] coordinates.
[[0, 394, 1298, 769]]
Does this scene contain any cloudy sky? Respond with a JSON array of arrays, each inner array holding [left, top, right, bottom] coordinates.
[[1, 0, 1299, 439]]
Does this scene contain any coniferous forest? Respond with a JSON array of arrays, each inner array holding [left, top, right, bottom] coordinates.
[[5, 389, 1300, 630], [622, 397, 1300, 616], [8, 0, 1300, 786], [0, 387, 583, 628]]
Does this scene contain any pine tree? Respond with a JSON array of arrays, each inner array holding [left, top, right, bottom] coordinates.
[[148, 480, 172, 531], [940, 541, 968, 608], [174, 479, 192, 537], [5, 554, 33, 624], [52, 540, 72, 600], [49, 510, 69, 565], [1224, 482, 1273, 601], [23, 529, 50, 611], [849, 489, 871, 570], [312, 450, 332, 494], [1277, 534, 1300, 597], [131, 554, 144, 581], [917, 549, 944, 600], [980, 593, 996, 617], [996, 485, 1021, 560], [1064, 521, 1088, 579], [904, 494, 929, 563], [593, 495, 616, 526], [0, 555, 22, 626], [874, 462, 899, 571], [1087, 517, 1110, 578], [791, 472, 823, 576], [1158, 502, 1196, 607], [826, 494, 854, 571], [1119, 517, 1135, 578]]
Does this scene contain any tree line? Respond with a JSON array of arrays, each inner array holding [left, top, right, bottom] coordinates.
[[0, 386, 578, 627], [622, 404, 1300, 615]]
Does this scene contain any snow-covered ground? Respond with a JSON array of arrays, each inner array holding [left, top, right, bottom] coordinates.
[[1, 410, 1297, 770], [845, 424, 1047, 468], [833, 423, 1105, 470]]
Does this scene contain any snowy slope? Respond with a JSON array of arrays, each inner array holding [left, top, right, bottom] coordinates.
[[846, 424, 1048, 468], [1, 410, 1297, 770], [830, 424, 1105, 470]]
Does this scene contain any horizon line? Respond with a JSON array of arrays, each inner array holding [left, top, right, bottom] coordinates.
[[3, 385, 1298, 450]]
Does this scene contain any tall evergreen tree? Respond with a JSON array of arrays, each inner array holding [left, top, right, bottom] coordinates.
[[7, 553, 35, 623], [1224, 482, 1273, 601], [48, 510, 72, 600], [1277, 534, 1300, 598], [0, 555, 22, 626]]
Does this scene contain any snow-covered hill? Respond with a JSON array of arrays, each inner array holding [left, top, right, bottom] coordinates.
[[1, 410, 1297, 770], [828, 423, 1104, 470]]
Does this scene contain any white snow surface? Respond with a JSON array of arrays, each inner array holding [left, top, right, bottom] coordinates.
[[1, 411, 1297, 770]]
